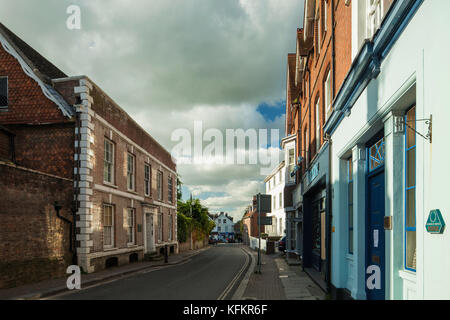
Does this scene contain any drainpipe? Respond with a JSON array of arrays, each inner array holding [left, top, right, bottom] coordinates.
[[326, 0, 336, 295], [331, 0, 336, 97]]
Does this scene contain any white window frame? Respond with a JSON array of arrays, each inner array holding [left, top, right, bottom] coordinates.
[[126, 208, 136, 245], [279, 192, 282, 209], [288, 148, 295, 183], [324, 0, 328, 33], [127, 153, 135, 191], [104, 139, 114, 184], [324, 70, 332, 122], [367, 0, 382, 39], [144, 164, 151, 197], [103, 204, 114, 249], [0, 76, 8, 109]]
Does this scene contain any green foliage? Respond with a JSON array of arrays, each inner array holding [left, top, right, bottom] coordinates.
[[177, 174, 183, 200], [177, 198, 215, 243], [177, 211, 192, 243]]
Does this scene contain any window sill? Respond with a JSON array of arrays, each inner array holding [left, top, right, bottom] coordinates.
[[399, 270, 417, 283], [103, 247, 118, 252], [127, 244, 138, 248], [103, 182, 118, 189]]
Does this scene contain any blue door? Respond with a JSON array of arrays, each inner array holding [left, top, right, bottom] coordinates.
[[366, 169, 385, 300]]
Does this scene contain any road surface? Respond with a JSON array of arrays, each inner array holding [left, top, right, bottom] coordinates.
[[51, 244, 249, 300]]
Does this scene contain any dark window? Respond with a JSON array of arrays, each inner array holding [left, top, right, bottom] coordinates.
[[0, 77, 7, 108], [168, 176, 173, 203]]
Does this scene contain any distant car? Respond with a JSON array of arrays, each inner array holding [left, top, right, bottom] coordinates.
[[209, 237, 218, 245], [278, 236, 286, 252]]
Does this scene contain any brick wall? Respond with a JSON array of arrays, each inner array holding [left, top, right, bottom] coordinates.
[[0, 163, 73, 289], [5, 123, 75, 179], [0, 128, 13, 161]]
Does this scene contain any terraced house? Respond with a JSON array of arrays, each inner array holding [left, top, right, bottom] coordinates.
[[0, 23, 177, 285]]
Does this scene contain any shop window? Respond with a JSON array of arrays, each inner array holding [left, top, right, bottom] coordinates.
[[369, 137, 385, 172], [348, 157, 354, 254], [405, 106, 416, 271]]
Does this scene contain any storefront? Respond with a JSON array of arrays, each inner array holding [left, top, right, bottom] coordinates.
[[302, 143, 330, 292]]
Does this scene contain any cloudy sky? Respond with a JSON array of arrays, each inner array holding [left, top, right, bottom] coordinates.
[[0, 0, 304, 220]]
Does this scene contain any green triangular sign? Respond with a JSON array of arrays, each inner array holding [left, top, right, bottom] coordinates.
[[426, 209, 445, 234]]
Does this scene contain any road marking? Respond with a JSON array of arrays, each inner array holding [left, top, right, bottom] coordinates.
[[217, 247, 250, 300]]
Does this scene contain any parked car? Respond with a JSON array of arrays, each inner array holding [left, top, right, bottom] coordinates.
[[209, 237, 218, 245], [278, 236, 286, 252]]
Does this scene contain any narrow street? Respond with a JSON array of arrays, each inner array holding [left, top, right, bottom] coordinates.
[[50, 244, 248, 300]]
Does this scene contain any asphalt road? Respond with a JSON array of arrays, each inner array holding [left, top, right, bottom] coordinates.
[[51, 244, 249, 300]]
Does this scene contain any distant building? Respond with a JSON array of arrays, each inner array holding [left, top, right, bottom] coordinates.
[[264, 161, 287, 239], [210, 212, 235, 241]]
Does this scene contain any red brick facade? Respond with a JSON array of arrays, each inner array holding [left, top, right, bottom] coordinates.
[[286, 0, 352, 178]]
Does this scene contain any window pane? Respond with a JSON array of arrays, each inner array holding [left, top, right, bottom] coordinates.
[[406, 189, 416, 228], [0, 78, 7, 107], [407, 148, 416, 188], [104, 226, 112, 246], [349, 229, 353, 254], [348, 181, 353, 203], [406, 231, 416, 270], [349, 204, 353, 229]]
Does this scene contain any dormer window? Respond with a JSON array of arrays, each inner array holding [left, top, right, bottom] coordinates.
[[0, 77, 7, 109]]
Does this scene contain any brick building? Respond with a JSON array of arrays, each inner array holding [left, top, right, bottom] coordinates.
[[283, 0, 352, 292], [0, 22, 177, 285], [242, 196, 266, 245]]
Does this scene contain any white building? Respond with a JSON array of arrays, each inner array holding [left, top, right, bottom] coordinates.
[[211, 212, 235, 241], [326, 0, 450, 300], [264, 161, 287, 238]]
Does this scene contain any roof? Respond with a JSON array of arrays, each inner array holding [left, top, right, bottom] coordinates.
[[0, 23, 67, 83], [264, 160, 285, 182], [0, 23, 74, 117]]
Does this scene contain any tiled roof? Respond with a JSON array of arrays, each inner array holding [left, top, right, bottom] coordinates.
[[0, 23, 67, 83]]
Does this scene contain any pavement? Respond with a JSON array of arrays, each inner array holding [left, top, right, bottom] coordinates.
[[0, 246, 210, 300], [234, 246, 326, 300]]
